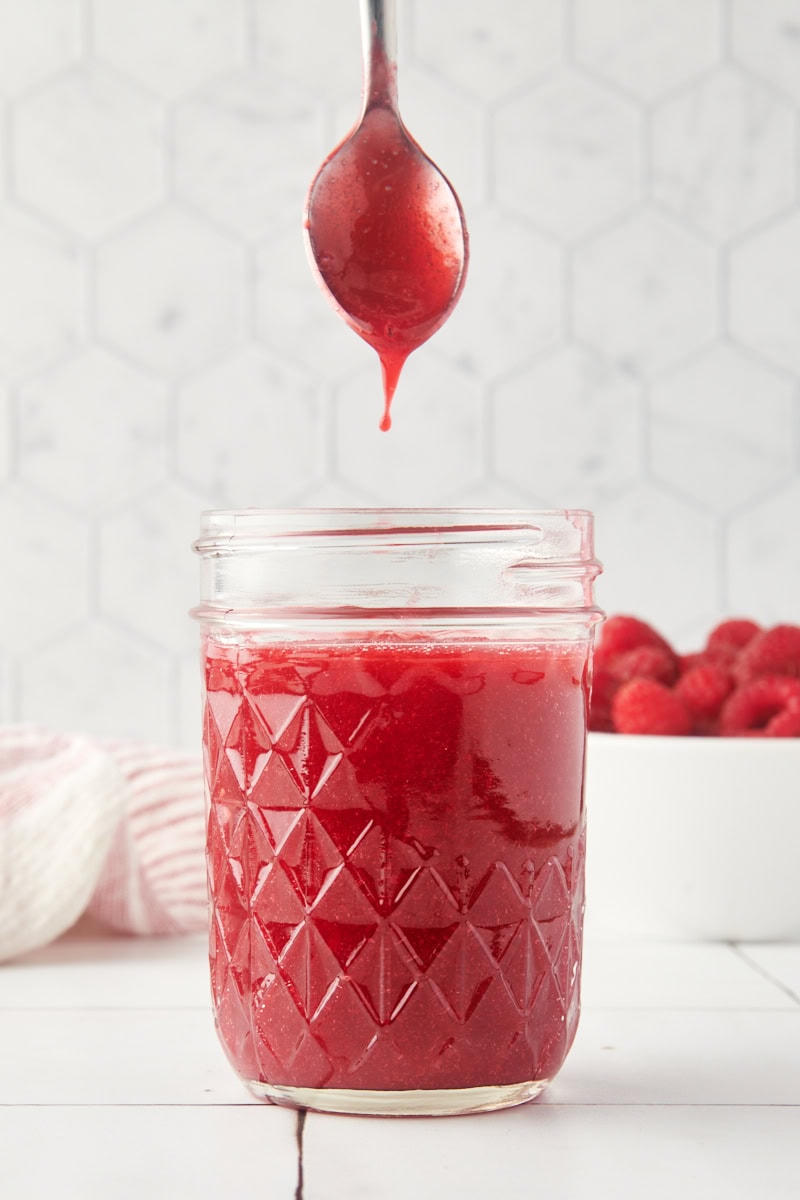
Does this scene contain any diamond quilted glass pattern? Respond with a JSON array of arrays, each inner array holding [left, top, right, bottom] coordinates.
[[203, 636, 588, 1094]]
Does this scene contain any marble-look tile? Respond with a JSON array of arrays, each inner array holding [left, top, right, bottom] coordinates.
[[730, 212, 800, 374], [176, 347, 325, 506], [99, 482, 209, 655], [649, 346, 795, 513], [334, 356, 483, 504], [0, 0, 82, 96], [412, 0, 563, 102], [19, 623, 172, 744], [0, 652, 10, 724], [291, 478, 379, 509], [591, 481, 718, 640], [652, 67, 796, 240], [0, 1007, 255, 1105], [496, 70, 641, 239], [92, 0, 247, 100], [444, 478, 542, 510], [13, 66, 165, 240], [493, 346, 643, 508], [177, 651, 203, 753], [581, 939, 797, 1010], [573, 0, 720, 102], [304, 1104, 800, 1200], [2, 1107, 299, 1200], [0, 484, 89, 654], [732, 0, 800, 104], [254, 0, 361, 101], [432, 207, 563, 379], [0, 209, 84, 379], [1, 930, 208, 1009], [17, 348, 167, 511], [553, 1007, 800, 1105], [726, 481, 800, 622], [255, 229, 366, 378], [738, 944, 800, 1004], [573, 210, 718, 377], [95, 206, 246, 377], [173, 70, 323, 242], [0, 382, 8, 481]]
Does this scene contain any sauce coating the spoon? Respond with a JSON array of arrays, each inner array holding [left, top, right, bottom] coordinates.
[[305, 22, 468, 430]]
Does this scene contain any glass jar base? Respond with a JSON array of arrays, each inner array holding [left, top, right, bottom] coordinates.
[[246, 1078, 550, 1117]]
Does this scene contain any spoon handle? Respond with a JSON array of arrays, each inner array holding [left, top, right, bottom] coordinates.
[[361, 0, 398, 110]]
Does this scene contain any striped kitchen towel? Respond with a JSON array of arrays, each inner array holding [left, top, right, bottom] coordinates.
[[0, 725, 207, 962]]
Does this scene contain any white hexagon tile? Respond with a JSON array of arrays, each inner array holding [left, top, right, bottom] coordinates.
[[651, 67, 796, 240], [0, 0, 83, 96], [176, 347, 325, 505], [573, 0, 720, 102], [13, 66, 165, 240], [495, 71, 641, 239], [572, 210, 719, 376], [20, 623, 172, 743], [493, 347, 644, 509], [253, 0, 361, 101], [98, 482, 211, 658], [0, 485, 90, 655], [730, 213, 800, 374], [0, 210, 84, 379], [92, 0, 247, 100], [333, 356, 484, 504], [431, 207, 563, 378], [172, 70, 323, 241], [731, 0, 800, 105], [17, 350, 167, 511], [648, 347, 795, 514], [412, 0, 564, 102], [0, 0, 798, 748], [95, 206, 246, 377]]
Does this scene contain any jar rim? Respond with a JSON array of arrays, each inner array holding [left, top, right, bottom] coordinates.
[[193, 507, 602, 621], [194, 507, 596, 552]]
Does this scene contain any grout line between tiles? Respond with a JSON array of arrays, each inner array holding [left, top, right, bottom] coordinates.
[[0, 1006, 209, 1012], [730, 945, 800, 1008], [4, 1101, 798, 1110], [295, 1109, 306, 1200]]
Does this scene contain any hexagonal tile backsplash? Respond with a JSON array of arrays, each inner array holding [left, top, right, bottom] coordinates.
[[1, 0, 799, 747]]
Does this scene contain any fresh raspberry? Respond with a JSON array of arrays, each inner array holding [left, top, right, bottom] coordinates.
[[611, 678, 692, 736], [589, 665, 617, 732], [766, 708, 800, 737], [733, 624, 800, 683], [719, 675, 800, 737], [608, 645, 679, 686], [675, 664, 734, 732], [706, 619, 761, 654], [595, 615, 674, 666]]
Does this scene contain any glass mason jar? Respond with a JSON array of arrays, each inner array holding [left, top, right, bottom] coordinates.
[[193, 509, 602, 1117]]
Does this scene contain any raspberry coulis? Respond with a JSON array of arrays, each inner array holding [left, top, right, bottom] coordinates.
[[305, 39, 467, 430], [203, 635, 589, 1094]]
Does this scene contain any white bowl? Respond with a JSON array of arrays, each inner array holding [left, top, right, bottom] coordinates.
[[584, 731, 800, 942]]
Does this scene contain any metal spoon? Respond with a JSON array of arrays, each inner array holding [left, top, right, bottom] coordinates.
[[304, 0, 469, 430]]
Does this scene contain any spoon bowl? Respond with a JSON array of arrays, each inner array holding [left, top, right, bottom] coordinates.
[[304, 0, 468, 429]]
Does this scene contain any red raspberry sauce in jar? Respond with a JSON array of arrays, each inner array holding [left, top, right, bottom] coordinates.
[[203, 634, 589, 1098]]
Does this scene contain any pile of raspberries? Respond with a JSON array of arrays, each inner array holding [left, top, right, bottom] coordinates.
[[590, 616, 800, 737]]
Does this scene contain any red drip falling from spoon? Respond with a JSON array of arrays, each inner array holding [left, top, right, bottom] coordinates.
[[304, 0, 469, 430]]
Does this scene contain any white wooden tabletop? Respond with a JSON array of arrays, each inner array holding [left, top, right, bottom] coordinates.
[[2, 921, 799, 1199]]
